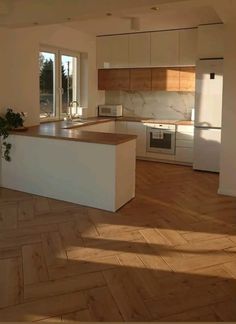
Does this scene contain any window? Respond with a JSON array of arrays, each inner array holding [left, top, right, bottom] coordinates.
[[39, 48, 80, 120]]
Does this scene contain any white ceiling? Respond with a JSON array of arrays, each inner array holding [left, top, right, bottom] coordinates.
[[0, 0, 221, 33], [70, 4, 221, 35]]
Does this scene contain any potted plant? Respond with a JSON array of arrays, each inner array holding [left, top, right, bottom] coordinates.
[[0, 108, 26, 161]]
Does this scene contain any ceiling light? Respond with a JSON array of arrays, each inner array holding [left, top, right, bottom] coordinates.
[[151, 6, 160, 11]]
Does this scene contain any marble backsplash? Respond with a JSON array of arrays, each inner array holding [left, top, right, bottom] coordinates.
[[105, 91, 195, 120]]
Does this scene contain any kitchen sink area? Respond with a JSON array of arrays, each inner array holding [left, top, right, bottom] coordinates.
[[61, 119, 100, 129]]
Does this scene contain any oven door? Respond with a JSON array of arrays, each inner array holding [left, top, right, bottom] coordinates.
[[146, 127, 176, 155]]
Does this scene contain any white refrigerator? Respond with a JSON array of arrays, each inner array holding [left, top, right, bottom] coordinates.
[[193, 58, 223, 172]]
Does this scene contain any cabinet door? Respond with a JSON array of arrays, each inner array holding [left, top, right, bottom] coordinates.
[[179, 67, 196, 92], [129, 33, 151, 67], [176, 125, 194, 140], [179, 29, 197, 66], [130, 68, 151, 91], [151, 30, 179, 67], [115, 121, 128, 134], [198, 24, 224, 59], [98, 69, 130, 91], [110, 35, 129, 68], [152, 67, 180, 91], [126, 122, 146, 157], [98, 69, 109, 90], [175, 147, 193, 163], [97, 37, 112, 69], [97, 35, 129, 68]]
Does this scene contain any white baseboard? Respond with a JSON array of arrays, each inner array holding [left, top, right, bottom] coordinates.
[[218, 187, 236, 197]]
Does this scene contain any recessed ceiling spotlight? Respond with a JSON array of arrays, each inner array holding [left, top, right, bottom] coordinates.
[[151, 6, 160, 11], [106, 13, 112, 16]]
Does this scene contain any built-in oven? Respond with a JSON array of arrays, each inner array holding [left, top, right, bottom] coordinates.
[[146, 123, 176, 155]]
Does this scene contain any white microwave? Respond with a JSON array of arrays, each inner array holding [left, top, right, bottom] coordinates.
[[98, 105, 123, 117]]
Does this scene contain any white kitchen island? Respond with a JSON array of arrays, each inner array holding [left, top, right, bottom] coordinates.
[[1, 121, 137, 212]]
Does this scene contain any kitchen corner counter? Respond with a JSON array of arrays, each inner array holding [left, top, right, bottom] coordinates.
[[11, 121, 137, 145], [4, 119, 137, 212]]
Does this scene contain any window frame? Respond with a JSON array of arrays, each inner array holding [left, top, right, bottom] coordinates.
[[39, 45, 81, 122]]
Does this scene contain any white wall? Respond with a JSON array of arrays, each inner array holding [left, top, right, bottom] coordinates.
[[218, 22, 236, 196], [0, 24, 97, 126]]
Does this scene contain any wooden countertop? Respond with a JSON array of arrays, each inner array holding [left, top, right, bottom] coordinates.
[[10, 121, 137, 146], [41, 116, 194, 126], [11, 117, 193, 145], [117, 116, 194, 126]]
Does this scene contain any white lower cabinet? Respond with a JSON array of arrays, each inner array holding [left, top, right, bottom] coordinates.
[[81, 121, 116, 133], [175, 125, 194, 164], [117, 122, 194, 164], [115, 121, 128, 134], [145, 151, 176, 161], [125, 122, 146, 157], [81, 121, 194, 164], [175, 147, 193, 163]]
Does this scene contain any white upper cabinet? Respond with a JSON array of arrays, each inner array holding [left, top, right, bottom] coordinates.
[[97, 36, 112, 68], [151, 30, 179, 67], [97, 28, 198, 69], [179, 29, 197, 66], [110, 35, 129, 68], [129, 33, 151, 67], [97, 35, 129, 68], [198, 24, 224, 59]]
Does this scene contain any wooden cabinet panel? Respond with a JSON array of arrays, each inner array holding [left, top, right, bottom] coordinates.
[[98, 69, 109, 90], [129, 33, 151, 67], [152, 68, 180, 91], [98, 69, 130, 91], [179, 67, 196, 92], [130, 68, 151, 91], [98, 67, 195, 92], [179, 29, 197, 66], [151, 30, 179, 67]]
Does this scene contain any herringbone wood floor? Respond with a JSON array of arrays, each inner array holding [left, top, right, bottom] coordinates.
[[1, 161, 236, 322]]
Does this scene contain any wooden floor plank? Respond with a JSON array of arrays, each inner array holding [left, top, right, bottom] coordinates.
[[84, 286, 123, 321], [1, 161, 236, 321], [0, 204, 18, 230], [0, 258, 22, 309], [159, 305, 221, 322], [0, 291, 86, 321], [18, 199, 35, 222], [24, 272, 105, 301], [22, 243, 49, 285], [42, 232, 67, 268], [61, 309, 92, 322], [103, 268, 151, 321]]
